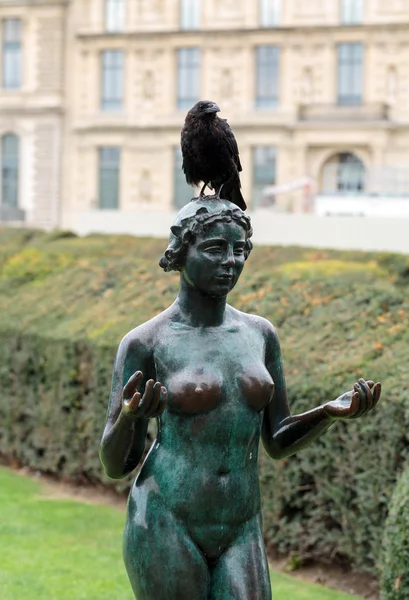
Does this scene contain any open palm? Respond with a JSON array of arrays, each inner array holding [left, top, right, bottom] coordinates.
[[324, 379, 381, 420]]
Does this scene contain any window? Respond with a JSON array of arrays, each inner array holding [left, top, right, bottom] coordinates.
[[105, 0, 126, 32], [1, 134, 19, 208], [341, 0, 363, 25], [252, 146, 276, 207], [337, 43, 363, 105], [101, 50, 124, 111], [322, 153, 366, 195], [177, 48, 200, 110], [180, 0, 201, 30], [260, 0, 281, 27], [98, 147, 120, 209], [2, 19, 22, 89], [173, 147, 194, 209], [256, 46, 280, 108]]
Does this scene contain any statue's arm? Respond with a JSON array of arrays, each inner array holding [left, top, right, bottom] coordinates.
[[261, 322, 381, 460], [99, 332, 157, 479], [261, 322, 334, 460]]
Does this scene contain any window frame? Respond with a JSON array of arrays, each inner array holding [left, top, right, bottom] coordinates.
[[177, 47, 201, 110], [1, 133, 20, 208], [180, 0, 201, 30], [252, 145, 277, 207], [173, 146, 193, 209], [105, 0, 126, 32], [322, 153, 366, 195], [337, 43, 364, 106], [340, 0, 364, 26], [2, 18, 22, 90], [259, 0, 281, 28], [98, 146, 121, 209], [101, 49, 124, 112], [255, 45, 280, 109]]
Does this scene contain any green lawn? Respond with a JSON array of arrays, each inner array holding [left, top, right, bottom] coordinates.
[[0, 467, 362, 600]]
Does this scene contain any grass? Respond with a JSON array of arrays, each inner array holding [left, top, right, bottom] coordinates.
[[0, 467, 362, 600]]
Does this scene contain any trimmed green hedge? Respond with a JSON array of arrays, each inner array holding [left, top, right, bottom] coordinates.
[[380, 465, 409, 599], [1, 228, 409, 573]]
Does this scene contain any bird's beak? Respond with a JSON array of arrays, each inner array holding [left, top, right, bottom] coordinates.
[[204, 102, 220, 114]]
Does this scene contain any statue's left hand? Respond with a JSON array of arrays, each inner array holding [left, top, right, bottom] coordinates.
[[323, 379, 381, 420]]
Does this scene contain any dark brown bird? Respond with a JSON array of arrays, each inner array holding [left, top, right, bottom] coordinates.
[[181, 100, 246, 210]]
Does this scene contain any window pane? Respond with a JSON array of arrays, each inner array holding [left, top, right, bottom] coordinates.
[[105, 0, 125, 32], [101, 50, 124, 111], [252, 146, 276, 207], [337, 43, 363, 105], [322, 153, 365, 195], [173, 147, 193, 209], [99, 147, 120, 209], [3, 18, 21, 42], [341, 0, 363, 24], [338, 153, 365, 192], [177, 48, 200, 110], [256, 46, 280, 108], [1, 134, 19, 208], [260, 0, 281, 27], [180, 0, 201, 30], [2, 19, 22, 89]]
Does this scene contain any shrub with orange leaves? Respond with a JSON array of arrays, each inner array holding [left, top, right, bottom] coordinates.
[[1, 228, 409, 575], [381, 465, 409, 599]]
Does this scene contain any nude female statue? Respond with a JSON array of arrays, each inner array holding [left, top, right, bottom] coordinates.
[[100, 196, 381, 600]]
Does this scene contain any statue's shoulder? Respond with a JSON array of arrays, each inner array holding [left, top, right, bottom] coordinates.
[[227, 306, 278, 340], [118, 308, 172, 358]]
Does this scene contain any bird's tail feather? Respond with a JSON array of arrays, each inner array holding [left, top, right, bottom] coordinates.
[[222, 177, 247, 211]]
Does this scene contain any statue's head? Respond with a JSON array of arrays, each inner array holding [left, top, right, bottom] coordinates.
[[159, 196, 253, 274]]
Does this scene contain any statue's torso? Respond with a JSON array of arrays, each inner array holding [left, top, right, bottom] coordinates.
[[128, 309, 274, 559]]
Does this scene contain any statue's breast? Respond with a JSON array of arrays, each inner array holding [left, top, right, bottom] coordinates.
[[165, 363, 274, 416], [166, 367, 224, 415], [240, 364, 275, 412]]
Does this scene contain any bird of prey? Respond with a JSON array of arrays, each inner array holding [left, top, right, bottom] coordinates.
[[181, 100, 247, 210]]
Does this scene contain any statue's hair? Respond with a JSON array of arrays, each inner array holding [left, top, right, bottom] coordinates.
[[159, 205, 253, 273]]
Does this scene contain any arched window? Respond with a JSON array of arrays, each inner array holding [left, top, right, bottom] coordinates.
[[1, 133, 19, 207], [321, 152, 366, 195]]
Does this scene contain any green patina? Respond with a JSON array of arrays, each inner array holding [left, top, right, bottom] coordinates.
[[99, 196, 380, 600]]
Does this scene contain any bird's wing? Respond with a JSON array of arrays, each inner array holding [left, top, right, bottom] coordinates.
[[180, 121, 201, 186], [219, 118, 242, 172]]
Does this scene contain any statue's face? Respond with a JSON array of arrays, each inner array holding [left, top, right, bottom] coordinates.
[[182, 220, 246, 296]]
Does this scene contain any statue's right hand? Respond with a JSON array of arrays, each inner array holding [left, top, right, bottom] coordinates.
[[122, 371, 167, 419]]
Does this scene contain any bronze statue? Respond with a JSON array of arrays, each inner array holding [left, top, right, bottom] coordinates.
[[100, 196, 381, 600]]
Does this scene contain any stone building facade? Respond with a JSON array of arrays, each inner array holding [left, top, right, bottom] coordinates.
[[0, 0, 66, 228], [1, 0, 409, 229]]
